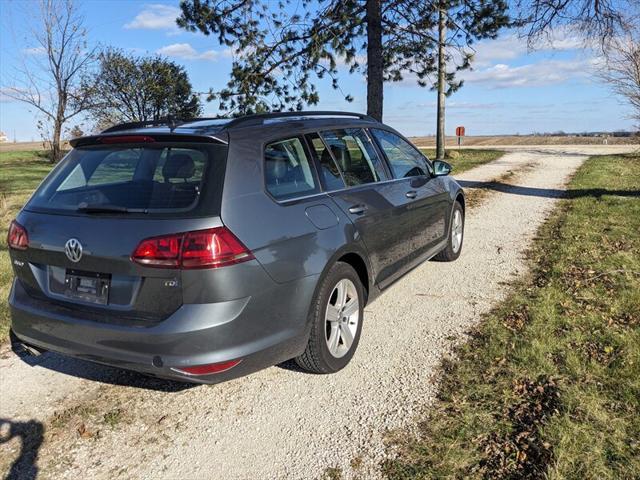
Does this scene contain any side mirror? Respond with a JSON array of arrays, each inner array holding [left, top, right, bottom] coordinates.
[[433, 160, 452, 176]]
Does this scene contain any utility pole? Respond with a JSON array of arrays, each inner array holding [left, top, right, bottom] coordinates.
[[436, 1, 447, 161]]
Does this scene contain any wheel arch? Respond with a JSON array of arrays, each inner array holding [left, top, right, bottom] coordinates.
[[336, 252, 370, 302], [318, 243, 374, 306], [455, 190, 465, 213]]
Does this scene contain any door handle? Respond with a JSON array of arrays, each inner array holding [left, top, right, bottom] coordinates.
[[405, 190, 418, 199], [348, 204, 367, 215]]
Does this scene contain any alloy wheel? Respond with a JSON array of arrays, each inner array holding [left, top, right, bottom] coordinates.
[[451, 209, 463, 253], [325, 279, 359, 358]]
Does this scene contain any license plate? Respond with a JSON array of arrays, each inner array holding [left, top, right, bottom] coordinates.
[[64, 269, 111, 305]]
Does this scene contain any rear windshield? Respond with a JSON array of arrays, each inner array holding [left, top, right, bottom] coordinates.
[[26, 143, 227, 217]]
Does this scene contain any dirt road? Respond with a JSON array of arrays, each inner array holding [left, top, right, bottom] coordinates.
[[0, 146, 635, 479]]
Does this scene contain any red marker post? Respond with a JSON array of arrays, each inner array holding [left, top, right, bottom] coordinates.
[[456, 126, 465, 148]]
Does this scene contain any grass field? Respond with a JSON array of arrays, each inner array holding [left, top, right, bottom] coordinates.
[[419, 148, 504, 173], [0, 148, 503, 344], [384, 153, 640, 479], [0, 151, 54, 342]]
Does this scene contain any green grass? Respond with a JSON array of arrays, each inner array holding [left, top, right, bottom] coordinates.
[[419, 148, 504, 174], [102, 408, 124, 428], [0, 150, 54, 342], [384, 153, 640, 479]]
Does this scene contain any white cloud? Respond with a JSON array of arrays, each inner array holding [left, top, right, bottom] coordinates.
[[415, 101, 500, 110], [448, 101, 502, 110], [462, 58, 596, 88], [124, 4, 181, 31], [156, 43, 230, 61], [471, 36, 527, 66], [471, 29, 585, 67], [388, 26, 594, 91]]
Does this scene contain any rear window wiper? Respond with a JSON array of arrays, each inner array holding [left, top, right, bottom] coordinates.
[[76, 204, 148, 214]]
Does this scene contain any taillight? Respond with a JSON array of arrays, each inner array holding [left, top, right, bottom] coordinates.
[[171, 359, 242, 376], [181, 228, 253, 268], [131, 227, 253, 269], [131, 233, 182, 267], [7, 220, 28, 250]]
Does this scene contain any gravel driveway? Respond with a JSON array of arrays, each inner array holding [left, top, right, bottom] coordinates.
[[0, 145, 636, 480]]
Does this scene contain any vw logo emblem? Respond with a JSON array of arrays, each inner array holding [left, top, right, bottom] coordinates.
[[65, 238, 83, 263]]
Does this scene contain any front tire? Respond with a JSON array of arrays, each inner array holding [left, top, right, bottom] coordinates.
[[434, 200, 464, 262], [295, 262, 364, 373]]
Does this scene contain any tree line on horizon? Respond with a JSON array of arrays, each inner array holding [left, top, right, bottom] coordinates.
[[2, 0, 638, 162]]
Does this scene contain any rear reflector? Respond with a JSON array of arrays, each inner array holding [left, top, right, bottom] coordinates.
[[7, 220, 28, 250], [131, 226, 254, 269], [171, 359, 242, 376], [100, 135, 155, 144]]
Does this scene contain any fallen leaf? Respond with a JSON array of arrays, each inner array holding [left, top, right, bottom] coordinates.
[[77, 422, 93, 439]]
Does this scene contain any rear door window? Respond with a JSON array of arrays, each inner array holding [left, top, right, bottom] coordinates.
[[264, 137, 319, 200], [370, 129, 431, 178], [305, 132, 345, 191], [319, 129, 388, 187]]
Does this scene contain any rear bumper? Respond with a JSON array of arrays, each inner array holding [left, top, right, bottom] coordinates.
[[9, 275, 318, 383]]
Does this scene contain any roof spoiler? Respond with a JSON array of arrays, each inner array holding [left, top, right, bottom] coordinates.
[[70, 132, 228, 148]]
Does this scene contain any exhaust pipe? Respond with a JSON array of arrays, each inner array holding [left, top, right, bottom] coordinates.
[[10, 330, 46, 358]]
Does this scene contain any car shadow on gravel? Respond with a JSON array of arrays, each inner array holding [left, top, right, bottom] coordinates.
[[13, 350, 194, 392], [458, 180, 640, 200], [0, 417, 44, 480]]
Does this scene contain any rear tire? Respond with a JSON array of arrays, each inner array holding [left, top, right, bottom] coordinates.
[[434, 201, 464, 262], [296, 262, 364, 374]]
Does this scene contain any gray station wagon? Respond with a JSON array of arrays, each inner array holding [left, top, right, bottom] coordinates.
[[8, 111, 465, 383]]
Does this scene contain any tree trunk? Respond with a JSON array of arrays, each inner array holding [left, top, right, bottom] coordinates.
[[366, 0, 383, 122], [51, 97, 66, 163], [51, 122, 62, 163], [51, 118, 63, 163], [436, 2, 447, 161]]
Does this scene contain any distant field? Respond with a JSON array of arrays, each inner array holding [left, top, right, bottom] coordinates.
[[410, 135, 639, 147], [2, 133, 638, 154], [0, 141, 71, 153]]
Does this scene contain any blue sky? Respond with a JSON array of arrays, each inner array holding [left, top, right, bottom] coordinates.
[[0, 0, 635, 141]]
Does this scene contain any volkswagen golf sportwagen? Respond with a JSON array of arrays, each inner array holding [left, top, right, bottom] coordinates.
[[8, 111, 465, 383]]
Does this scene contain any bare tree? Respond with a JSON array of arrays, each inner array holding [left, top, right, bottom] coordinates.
[[517, 0, 639, 46], [600, 32, 640, 128], [2, 0, 96, 161]]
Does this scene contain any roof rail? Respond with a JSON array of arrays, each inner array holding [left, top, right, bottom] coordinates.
[[101, 111, 376, 134], [224, 111, 376, 129]]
